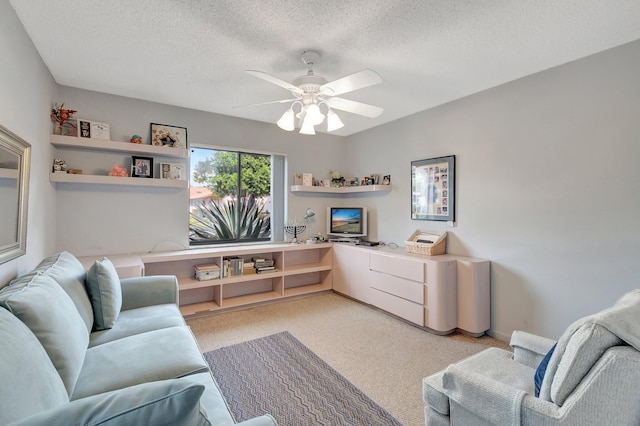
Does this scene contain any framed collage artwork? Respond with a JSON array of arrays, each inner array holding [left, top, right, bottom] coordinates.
[[411, 155, 455, 221]]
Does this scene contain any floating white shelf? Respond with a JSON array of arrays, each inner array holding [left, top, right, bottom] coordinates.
[[50, 134, 188, 159], [49, 172, 188, 188], [290, 185, 391, 194]]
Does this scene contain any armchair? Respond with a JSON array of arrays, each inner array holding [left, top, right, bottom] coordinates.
[[423, 289, 640, 425]]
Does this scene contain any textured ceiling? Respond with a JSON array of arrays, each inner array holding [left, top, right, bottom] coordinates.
[[10, 0, 640, 136]]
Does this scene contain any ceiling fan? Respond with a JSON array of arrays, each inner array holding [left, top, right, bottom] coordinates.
[[238, 50, 383, 135]]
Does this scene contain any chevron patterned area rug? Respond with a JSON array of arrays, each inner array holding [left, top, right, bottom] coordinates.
[[203, 331, 402, 426]]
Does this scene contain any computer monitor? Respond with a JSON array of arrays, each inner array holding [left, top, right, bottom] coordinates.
[[326, 207, 368, 239]]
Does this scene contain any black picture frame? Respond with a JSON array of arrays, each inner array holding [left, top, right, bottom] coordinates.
[[411, 155, 455, 221], [132, 156, 153, 178]]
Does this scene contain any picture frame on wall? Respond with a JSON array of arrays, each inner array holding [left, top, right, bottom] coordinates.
[[131, 156, 153, 178], [150, 123, 187, 149], [411, 155, 455, 221], [77, 119, 111, 140], [159, 162, 185, 180]]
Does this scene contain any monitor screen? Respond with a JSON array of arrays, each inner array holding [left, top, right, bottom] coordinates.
[[327, 207, 368, 238]]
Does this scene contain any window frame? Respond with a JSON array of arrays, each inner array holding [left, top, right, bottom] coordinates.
[[188, 144, 285, 246]]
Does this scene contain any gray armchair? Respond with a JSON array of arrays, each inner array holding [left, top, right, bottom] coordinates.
[[423, 289, 640, 425]]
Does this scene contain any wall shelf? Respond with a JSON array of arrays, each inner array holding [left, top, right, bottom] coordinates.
[[49, 172, 188, 188], [51, 134, 188, 158], [290, 185, 391, 194]]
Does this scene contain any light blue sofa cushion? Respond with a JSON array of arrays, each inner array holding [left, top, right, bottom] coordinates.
[[0, 308, 68, 424], [9, 378, 211, 426], [89, 303, 185, 347], [35, 251, 94, 333], [72, 326, 210, 399], [86, 258, 123, 330], [0, 273, 88, 396]]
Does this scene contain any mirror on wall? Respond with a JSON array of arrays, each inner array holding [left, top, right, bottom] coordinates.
[[0, 124, 31, 264]]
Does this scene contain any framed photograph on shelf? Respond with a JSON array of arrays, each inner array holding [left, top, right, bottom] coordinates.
[[411, 155, 455, 221], [159, 162, 185, 180], [59, 118, 78, 137], [77, 119, 110, 140], [150, 123, 187, 149], [131, 156, 153, 178]]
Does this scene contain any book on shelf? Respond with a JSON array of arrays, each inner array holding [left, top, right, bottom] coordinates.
[[222, 257, 245, 277], [255, 266, 276, 274], [243, 261, 256, 275], [251, 257, 274, 268]]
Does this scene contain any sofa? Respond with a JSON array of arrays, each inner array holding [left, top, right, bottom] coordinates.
[[423, 289, 640, 425], [0, 251, 277, 426]]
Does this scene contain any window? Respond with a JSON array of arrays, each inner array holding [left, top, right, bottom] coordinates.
[[189, 146, 284, 245]]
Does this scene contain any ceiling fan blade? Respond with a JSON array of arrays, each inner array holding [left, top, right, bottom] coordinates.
[[320, 69, 382, 96], [233, 98, 298, 109], [326, 97, 384, 118], [246, 70, 304, 95]]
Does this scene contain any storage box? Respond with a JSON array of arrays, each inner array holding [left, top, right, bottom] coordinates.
[[194, 263, 220, 280], [404, 230, 447, 256]]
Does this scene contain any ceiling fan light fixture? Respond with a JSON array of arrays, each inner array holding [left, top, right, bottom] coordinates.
[[305, 103, 325, 125], [326, 109, 344, 132], [299, 116, 316, 135], [277, 108, 295, 131]]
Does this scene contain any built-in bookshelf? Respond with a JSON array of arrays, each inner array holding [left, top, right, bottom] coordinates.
[[140, 243, 333, 317]]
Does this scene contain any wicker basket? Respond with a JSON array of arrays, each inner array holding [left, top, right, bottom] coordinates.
[[405, 230, 447, 256]]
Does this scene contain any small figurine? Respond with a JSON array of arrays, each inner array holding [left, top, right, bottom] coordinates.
[[52, 158, 68, 173], [129, 134, 143, 144], [108, 164, 129, 177]]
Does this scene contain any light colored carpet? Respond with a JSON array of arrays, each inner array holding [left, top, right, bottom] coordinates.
[[188, 292, 510, 426]]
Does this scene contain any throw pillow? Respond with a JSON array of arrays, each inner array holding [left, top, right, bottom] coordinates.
[[86, 258, 122, 331], [534, 343, 556, 397]]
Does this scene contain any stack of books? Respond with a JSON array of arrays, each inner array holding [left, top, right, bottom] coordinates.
[[243, 261, 256, 275], [252, 257, 276, 274]]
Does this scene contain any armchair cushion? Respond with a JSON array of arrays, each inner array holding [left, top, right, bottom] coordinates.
[[10, 378, 211, 426], [539, 289, 640, 405], [86, 258, 122, 331], [442, 348, 534, 425]]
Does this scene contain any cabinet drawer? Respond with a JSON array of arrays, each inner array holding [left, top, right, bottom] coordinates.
[[369, 288, 424, 326], [370, 253, 424, 282], [370, 273, 423, 304]]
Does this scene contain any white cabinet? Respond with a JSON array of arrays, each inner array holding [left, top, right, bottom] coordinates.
[[330, 244, 489, 336], [332, 243, 372, 304]]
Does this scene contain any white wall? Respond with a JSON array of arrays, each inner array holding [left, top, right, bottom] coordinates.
[[346, 40, 640, 340], [0, 1, 57, 286], [54, 87, 346, 255]]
